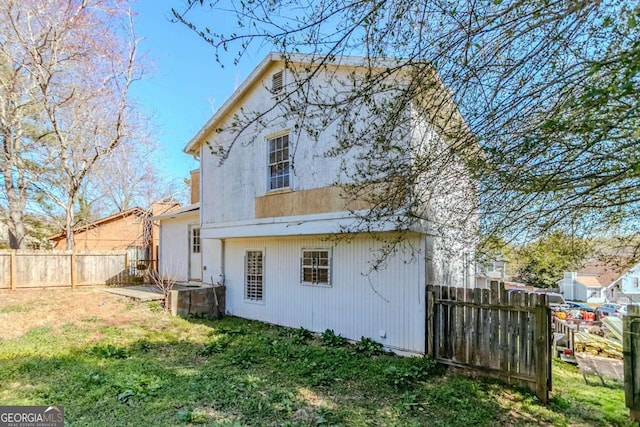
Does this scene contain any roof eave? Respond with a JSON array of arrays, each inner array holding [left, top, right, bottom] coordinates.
[[182, 53, 416, 156], [183, 52, 283, 156]]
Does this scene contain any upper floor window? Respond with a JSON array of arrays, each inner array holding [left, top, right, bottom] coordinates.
[[268, 134, 290, 190]]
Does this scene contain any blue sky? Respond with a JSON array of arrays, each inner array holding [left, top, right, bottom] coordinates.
[[130, 1, 268, 181]]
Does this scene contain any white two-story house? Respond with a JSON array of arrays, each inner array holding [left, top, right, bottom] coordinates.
[[605, 263, 640, 304], [174, 53, 476, 354]]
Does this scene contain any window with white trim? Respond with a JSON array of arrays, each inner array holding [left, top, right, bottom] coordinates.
[[191, 227, 201, 253], [245, 250, 264, 301], [268, 134, 290, 190], [300, 249, 331, 286]]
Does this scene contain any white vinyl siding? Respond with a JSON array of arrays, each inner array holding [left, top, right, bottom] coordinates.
[[158, 215, 200, 282], [223, 234, 425, 353]]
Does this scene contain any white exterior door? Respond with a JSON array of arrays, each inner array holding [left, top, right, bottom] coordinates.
[[189, 225, 202, 281]]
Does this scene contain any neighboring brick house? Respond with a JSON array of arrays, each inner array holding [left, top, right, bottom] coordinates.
[[49, 202, 179, 264]]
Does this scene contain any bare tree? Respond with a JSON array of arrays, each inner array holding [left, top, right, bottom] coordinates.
[[88, 142, 190, 217], [0, 7, 52, 248], [0, 0, 148, 249], [148, 266, 179, 312], [171, 0, 640, 252]]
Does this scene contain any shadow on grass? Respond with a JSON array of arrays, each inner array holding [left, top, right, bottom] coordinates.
[[0, 316, 632, 426]]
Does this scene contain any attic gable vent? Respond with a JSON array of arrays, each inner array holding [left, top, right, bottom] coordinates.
[[271, 70, 283, 93]]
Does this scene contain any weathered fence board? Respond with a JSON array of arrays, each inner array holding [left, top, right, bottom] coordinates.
[[427, 283, 551, 403], [0, 250, 131, 289], [0, 253, 10, 289]]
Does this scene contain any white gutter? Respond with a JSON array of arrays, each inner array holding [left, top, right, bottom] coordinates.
[[200, 210, 427, 239]]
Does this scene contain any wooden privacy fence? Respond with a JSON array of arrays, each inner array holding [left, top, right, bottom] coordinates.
[[426, 284, 551, 403], [0, 250, 129, 289]]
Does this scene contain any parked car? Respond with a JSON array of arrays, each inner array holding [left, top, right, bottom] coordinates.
[[565, 301, 595, 311], [596, 303, 623, 318], [564, 301, 596, 320], [536, 292, 567, 310]]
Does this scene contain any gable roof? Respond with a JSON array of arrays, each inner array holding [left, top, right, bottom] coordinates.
[[579, 259, 624, 287], [607, 261, 640, 289], [185, 53, 385, 156], [574, 274, 603, 288], [48, 207, 147, 241], [152, 203, 199, 221], [183, 52, 474, 157]]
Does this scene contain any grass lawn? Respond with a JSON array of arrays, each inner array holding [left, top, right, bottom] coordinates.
[[0, 288, 633, 426]]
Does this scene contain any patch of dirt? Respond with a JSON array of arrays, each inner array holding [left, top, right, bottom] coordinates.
[[0, 287, 160, 339], [296, 387, 336, 409]]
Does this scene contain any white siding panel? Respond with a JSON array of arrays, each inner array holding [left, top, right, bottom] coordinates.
[[202, 238, 224, 284], [223, 234, 425, 353], [199, 66, 372, 226], [576, 284, 587, 302], [159, 214, 199, 282]]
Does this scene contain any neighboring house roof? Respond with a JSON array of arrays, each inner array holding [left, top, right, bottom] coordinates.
[[578, 259, 624, 287], [607, 262, 640, 289], [152, 203, 199, 221], [48, 207, 147, 241], [574, 274, 603, 288]]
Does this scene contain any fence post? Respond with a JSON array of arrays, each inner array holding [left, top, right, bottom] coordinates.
[[10, 250, 16, 291], [70, 252, 76, 288], [624, 305, 640, 422], [534, 294, 550, 404], [426, 285, 434, 356]]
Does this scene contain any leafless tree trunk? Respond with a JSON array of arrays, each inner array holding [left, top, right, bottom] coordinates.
[[0, 15, 49, 249], [0, 0, 148, 249]]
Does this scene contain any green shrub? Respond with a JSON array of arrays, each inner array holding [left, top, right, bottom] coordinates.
[[289, 327, 314, 344], [320, 329, 346, 347], [116, 374, 162, 406], [198, 337, 230, 356], [354, 337, 384, 356], [385, 356, 437, 390], [88, 344, 129, 359], [177, 407, 209, 424]]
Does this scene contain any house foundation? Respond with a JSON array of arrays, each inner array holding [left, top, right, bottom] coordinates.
[[168, 285, 226, 319]]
